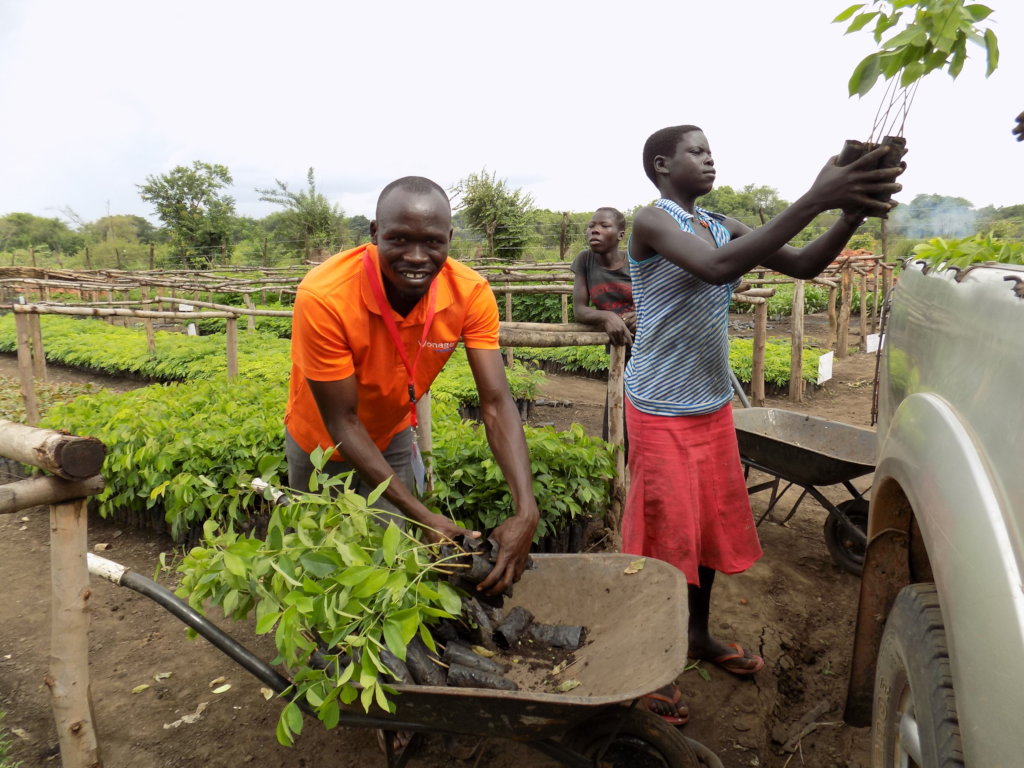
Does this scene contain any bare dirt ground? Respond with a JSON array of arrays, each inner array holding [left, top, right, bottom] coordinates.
[[0, 316, 880, 768]]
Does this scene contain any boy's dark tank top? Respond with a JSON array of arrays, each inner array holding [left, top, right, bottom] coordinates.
[[569, 249, 634, 315]]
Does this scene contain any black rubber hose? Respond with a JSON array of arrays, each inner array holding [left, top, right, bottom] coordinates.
[[118, 570, 312, 715]]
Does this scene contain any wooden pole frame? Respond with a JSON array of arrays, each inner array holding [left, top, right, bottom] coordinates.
[[0, 423, 107, 768]]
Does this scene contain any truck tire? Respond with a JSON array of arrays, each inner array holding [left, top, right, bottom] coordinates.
[[872, 584, 964, 768]]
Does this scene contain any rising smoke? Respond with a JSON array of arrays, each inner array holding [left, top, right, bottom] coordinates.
[[891, 196, 978, 239]]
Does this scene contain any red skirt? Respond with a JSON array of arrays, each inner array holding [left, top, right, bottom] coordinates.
[[622, 399, 762, 586]]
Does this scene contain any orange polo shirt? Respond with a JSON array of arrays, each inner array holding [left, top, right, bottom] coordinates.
[[285, 243, 500, 460]]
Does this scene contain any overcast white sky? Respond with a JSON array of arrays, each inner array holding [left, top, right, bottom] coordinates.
[[2, 0, 1022, 226]]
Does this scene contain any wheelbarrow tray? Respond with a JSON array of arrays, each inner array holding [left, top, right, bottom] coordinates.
[[374, 552, 689, 740], [733, 407, 876, 487]]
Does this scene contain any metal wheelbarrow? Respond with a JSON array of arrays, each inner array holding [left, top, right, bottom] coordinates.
[[732, 407, 876, 575], [89, 551, 722, 768]]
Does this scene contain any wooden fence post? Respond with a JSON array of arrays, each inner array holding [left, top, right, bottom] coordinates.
[[789, 280, 805, 403], [837, 265, 852, 359], [607, 344, 627, 532], [871, 260, 881, 333], [504, 292, 514, 366], [29, 312, 48, 382], [752, 301, 768, 406], [226, 316, 238, 380], [859, 270, 869, 348], [560, 294, 569, 323], [14, 312, 39, 425], [46, 496, 103, 768], [827, 285, 838, 349], [243, 295, 257, 332]]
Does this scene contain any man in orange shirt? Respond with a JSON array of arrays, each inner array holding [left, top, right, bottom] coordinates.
[[285, 176, 539, 595]]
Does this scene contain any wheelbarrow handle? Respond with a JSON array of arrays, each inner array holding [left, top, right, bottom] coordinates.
[[730, 369, 752, 409]]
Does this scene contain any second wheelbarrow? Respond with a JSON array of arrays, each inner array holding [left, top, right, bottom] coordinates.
[[733, 407, 876, 574]]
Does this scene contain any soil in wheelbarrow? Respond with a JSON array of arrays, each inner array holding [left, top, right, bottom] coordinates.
[[0, 340, 878, 767]]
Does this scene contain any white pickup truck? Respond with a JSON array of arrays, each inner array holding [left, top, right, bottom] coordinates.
[[844, 257, 1024, 767]]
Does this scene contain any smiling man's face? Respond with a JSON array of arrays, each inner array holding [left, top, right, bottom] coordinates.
[[370, 188, 452, 310]]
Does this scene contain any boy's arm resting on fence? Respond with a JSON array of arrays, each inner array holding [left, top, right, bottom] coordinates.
[[571, 271, 632, 345]]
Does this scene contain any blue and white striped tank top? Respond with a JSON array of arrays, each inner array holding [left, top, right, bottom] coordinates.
[[624, 198, 736, 416]]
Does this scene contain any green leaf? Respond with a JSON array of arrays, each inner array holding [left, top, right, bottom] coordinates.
[[340, 685, 359, 705], [337, 659, 356, 686], [833, 3, 864, 23], [846, 10, 878, 33], [257, 453, 279, 478], [299, 552, 338, 578], [360, 683, 375, 712], [275, 713, 294, 746], [336, 565, 374, 587], [882, 25, 927, 50], [948, 36, 967, 77], [437, 582, 462, 615], [222, 551, 247, 577], [382, 619, 406, 661], [365, 477, 391, 506], [965, 4, 993, 22], [320, 698, 340, 729], [900, 59, 924, 87], [381, 523, 400, 567], [284, 701, 304, 736], [374, 681, 394, 713], [984, 28, 999, 76], [255, 610, 281, 635], [271, 560, 302, 587], [848, 53, 881, 97], [352, 569, 390, 597], [392, 607, 421, 645], [305, 686, 324, 708]]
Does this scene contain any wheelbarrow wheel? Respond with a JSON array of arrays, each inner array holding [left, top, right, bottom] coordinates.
[[562, 707, 700, 767], [823, 498, 869, 575]]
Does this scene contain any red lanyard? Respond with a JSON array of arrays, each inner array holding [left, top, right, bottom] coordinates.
[[362, 249, 438, 428]]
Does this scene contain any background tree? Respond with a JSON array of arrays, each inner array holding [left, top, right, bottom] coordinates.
[[84, 214, 159, 244], [0, 212, 84, 258], [346, 214, 371, 247], [450, 169, 535, 261], [138, 161, 237, 267], [698, 184, 788, 227], [256, 168, 346, 259]]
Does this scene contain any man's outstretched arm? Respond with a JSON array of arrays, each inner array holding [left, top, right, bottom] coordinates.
[[465, 347, 540, 595]]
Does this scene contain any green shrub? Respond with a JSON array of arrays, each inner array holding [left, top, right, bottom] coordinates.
[[505, 292, 570, 323], [731, 281, 830, 318], [728, 339, 825, 386], [426, 417, 614, 540], [194, 302, 294, 338], [0, 376, 102, 422], [40, 377, 288, 540], [514, 345, 610, 375], [0, 711, 20, 768], [0, 315, 292, 384], [515, 339, 827, 386], [912, 234, 1024, 268]]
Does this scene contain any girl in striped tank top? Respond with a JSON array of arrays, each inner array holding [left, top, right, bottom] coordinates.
[[625, 125, 904, 725]]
